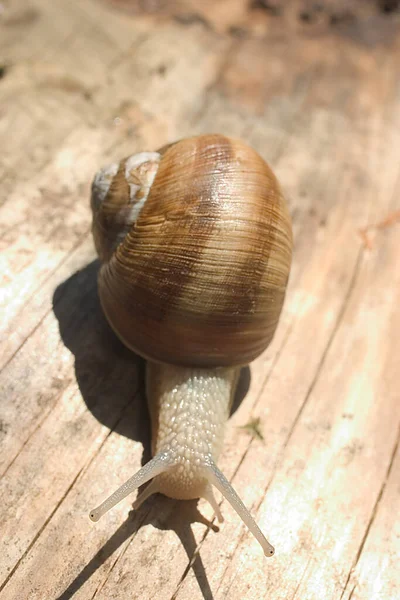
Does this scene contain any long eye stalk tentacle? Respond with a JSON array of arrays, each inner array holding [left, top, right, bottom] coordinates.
[[89, 451, 176, 522], [203, 456, 275, 557]]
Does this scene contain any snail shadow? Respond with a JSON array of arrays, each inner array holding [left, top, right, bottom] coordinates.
[[52, 259, 149, 444], [53, 259, 250, 600], [56, 499, 220, 600]]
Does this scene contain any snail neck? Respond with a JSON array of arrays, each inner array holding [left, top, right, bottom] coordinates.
[[145, 361, 239, 498]]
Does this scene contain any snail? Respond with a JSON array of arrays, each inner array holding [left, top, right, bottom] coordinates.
[[88, 134, 292, 557]]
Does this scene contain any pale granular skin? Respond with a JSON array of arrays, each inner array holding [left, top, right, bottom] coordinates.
[[146, 362, 240, 499]]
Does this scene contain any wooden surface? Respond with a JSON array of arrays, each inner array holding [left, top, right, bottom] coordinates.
[[1, 1, 400, 599]]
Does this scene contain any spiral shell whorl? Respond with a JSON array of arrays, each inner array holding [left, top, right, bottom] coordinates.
[[91, 152, 161, 262]]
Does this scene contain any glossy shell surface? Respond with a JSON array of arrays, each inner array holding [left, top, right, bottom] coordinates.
[[92, 134, 293, 367]]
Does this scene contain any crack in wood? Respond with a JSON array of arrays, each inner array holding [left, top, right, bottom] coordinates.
[[0, 384, 145, 595], [339, 423, 400, 600], [0, 230, 91, 374], [0, 463, 87, 594]]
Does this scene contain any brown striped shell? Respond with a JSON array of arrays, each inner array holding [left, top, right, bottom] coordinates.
[[90, 134, 292, 368]]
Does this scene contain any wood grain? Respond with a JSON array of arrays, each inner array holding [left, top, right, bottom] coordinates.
[[1, 1, 399, 599]]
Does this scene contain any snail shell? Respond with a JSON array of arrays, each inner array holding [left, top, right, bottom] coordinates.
[[91, 134, 292, 367]]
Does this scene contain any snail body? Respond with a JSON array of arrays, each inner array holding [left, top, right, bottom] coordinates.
[[89, 134, 292, 556]]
